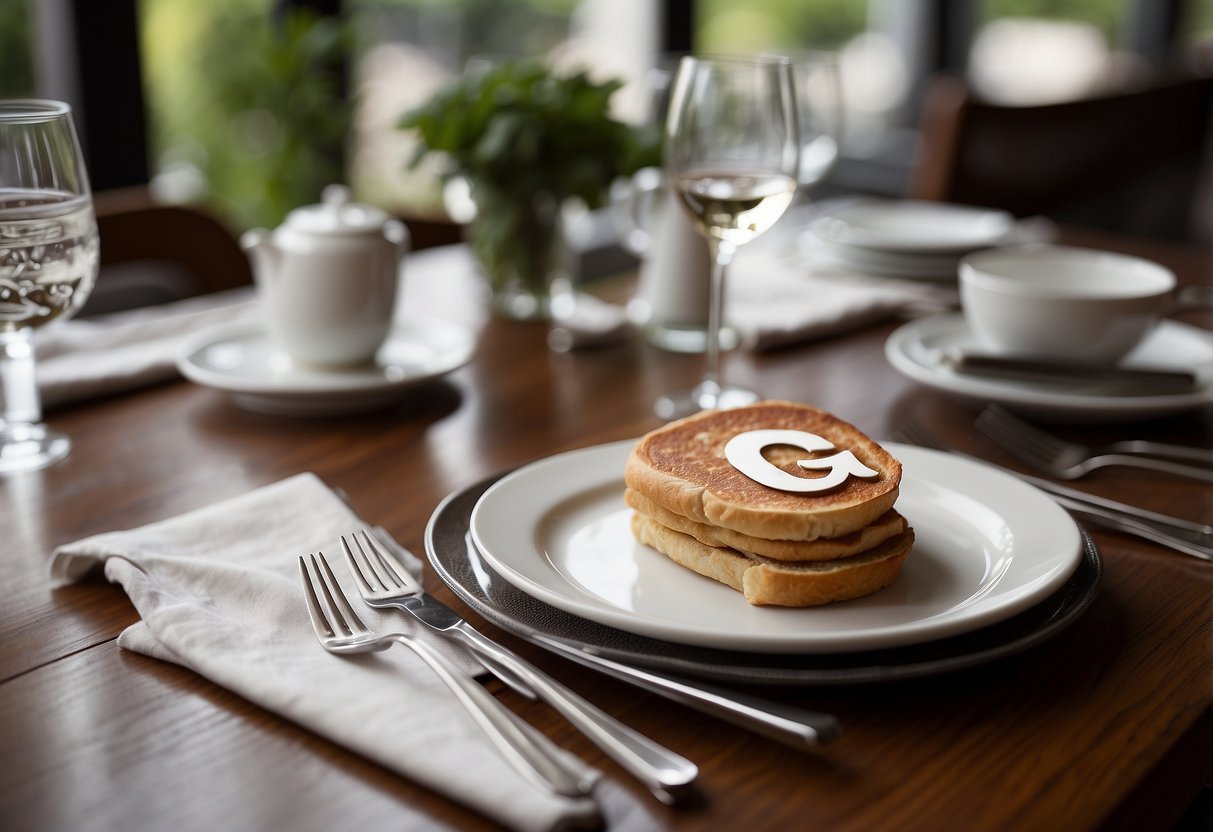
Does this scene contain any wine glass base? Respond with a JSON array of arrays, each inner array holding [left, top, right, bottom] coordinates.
[[0, 424, 71, 474], [643, 323, 740, 354], [654, 382, 762, 421]]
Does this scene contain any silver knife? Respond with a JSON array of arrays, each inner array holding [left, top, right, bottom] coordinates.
[[342, 530, 699, 805], [529, 632, 842, 748], [895, 425, 1213, 561], [942, 350, 1198, 395]]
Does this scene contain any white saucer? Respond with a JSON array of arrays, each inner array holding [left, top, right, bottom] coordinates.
[[810, 200, 1016, 255], [885, 313, 1213, 421], [177, 317, 476, 416]]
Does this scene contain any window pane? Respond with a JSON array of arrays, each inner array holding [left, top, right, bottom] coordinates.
[[348, 0, 658, 220], [969, 0, 1133, 104], [0, 1, 34, 97]]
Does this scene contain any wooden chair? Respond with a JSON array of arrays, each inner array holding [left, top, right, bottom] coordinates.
[[909, 73, 1213, 242], [86, 186, 253, 315]]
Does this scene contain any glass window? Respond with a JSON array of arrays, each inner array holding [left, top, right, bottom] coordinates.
[[137, 0, 657, 228], [347, 0, 658, 221], [0, 2, 34, 97], [968, 0, 1134, 104]]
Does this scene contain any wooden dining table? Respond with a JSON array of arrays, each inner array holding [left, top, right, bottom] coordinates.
[[1, 225, 1210, 832]]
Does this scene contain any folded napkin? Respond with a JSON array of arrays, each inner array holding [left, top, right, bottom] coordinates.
[[36, 287, 259, 409], [726, 244, 956, 351], [51, 473, 599, 831]]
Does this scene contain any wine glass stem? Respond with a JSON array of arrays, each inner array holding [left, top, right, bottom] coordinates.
[[0, 331, 42, 427], [703, 239, 735, 393]]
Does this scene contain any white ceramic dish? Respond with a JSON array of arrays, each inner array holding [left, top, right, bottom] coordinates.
[[177, 316, 476, 416], [810, 200, 1015, 255], [885, 313, 1213, 421], [959, 245, 1178, 364], [809, 240, 963, 281], [469, 440, 1082, 654]]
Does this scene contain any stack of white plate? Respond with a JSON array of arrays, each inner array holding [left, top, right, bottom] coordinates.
[[807, 200, 1018, 281]]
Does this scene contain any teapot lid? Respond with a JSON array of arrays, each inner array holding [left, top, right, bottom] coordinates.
[[283, 185, 391, 235]]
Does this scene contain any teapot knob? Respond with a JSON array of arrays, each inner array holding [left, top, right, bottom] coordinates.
[[322, 184, 351, 209]]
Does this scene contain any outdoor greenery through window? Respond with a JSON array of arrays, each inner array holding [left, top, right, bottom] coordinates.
[[3, 1, 1211, 235]]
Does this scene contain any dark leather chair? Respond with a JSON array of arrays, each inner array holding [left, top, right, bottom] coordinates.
[[910, 73, 1213, 242], [86, 186, 253, 315]]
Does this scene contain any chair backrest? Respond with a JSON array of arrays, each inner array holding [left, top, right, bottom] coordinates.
[[909, 73, 1213, 241], [86, 186, 253, 315]]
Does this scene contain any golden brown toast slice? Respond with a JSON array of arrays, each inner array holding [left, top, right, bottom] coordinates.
[[631, 512, 914, 607], [625, 401, 902, 541], [625, 488, 907, 561]]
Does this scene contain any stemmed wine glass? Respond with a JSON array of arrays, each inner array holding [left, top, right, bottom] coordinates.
[[0, 100, 98, 472], [792, 51, 843, 195], [656, 55, 799, 420]]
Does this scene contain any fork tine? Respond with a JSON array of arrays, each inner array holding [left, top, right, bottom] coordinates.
[[361, 530, 423, 592], [298, 555, 336, 639], [976, 406, 1057, 465], [342, 532, 402, 594], [340, 535, 383, 596], [311, 551, 372, 637], [342, 530, 421, 594]]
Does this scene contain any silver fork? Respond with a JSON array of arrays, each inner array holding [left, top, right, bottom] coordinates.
[[341, 531, 700, 805], [976, 405, 1213, 483], [893, 421, 1213, 561], [297, 552, 596, 798]]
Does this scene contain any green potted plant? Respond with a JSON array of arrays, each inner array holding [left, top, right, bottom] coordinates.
[[400, 60, 658, 319]]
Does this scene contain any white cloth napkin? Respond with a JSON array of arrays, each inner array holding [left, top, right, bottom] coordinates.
[[725, 244, 956, 351], [50, 473, 600, 832], [36, 287, 259, 409]]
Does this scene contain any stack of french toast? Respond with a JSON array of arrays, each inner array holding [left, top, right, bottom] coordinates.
[[624, 400, 915, 607]]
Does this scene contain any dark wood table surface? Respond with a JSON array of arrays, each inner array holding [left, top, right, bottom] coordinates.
[[2, 228, 1210, 832]]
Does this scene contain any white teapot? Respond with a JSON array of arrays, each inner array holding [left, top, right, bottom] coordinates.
[[241, 185, 410, 367]]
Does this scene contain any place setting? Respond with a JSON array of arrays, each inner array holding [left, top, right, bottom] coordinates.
[[423, 401, 1102, 689]]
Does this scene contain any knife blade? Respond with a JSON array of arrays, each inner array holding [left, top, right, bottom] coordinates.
[[942, 350, 1199, 395]]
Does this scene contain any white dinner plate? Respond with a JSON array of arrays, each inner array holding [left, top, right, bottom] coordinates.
[[885, 313, 1213, 421], [810, 200, 1016, 255], [177, 316, 476, 416], [469, 440, 1082, 654], [809, 240, 963, 281]]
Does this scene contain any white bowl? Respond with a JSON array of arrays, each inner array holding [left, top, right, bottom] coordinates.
[[959, 245, 1177, 365]]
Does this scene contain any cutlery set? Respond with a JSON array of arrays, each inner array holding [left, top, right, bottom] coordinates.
[[301, 530, 705, 804], [896, 411, 1213, 562]]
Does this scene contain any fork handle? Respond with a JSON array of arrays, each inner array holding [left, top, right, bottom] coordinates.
[[1051, 496, 1213, 561], [1109, 440, 1213, 465], [452, 625, 699, 804], [1086, 454, 1213, 483], [386, 634, 596, 798]]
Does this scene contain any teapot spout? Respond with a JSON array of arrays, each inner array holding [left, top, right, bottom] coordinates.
[[240, 228, 280, 285], [384, 218, 411, 260]]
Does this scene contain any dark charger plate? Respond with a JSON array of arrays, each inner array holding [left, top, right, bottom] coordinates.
[[424, 471, 1103, 687]]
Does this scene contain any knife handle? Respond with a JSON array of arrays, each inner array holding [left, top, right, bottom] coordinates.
[[532, 634, 842, 749], [451, 624, 700, 804]]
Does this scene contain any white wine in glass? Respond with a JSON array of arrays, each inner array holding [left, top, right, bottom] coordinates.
[[0, 100, 98, 472], [656, 55, 800, 419]]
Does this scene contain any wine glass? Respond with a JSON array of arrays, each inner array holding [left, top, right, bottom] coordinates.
[[792, 51, 843, 194], [0, 100, 98, 473], [655, 55, 799, 419]]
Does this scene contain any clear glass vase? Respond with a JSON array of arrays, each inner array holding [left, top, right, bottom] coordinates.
[[470, 192, 567, 321]]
